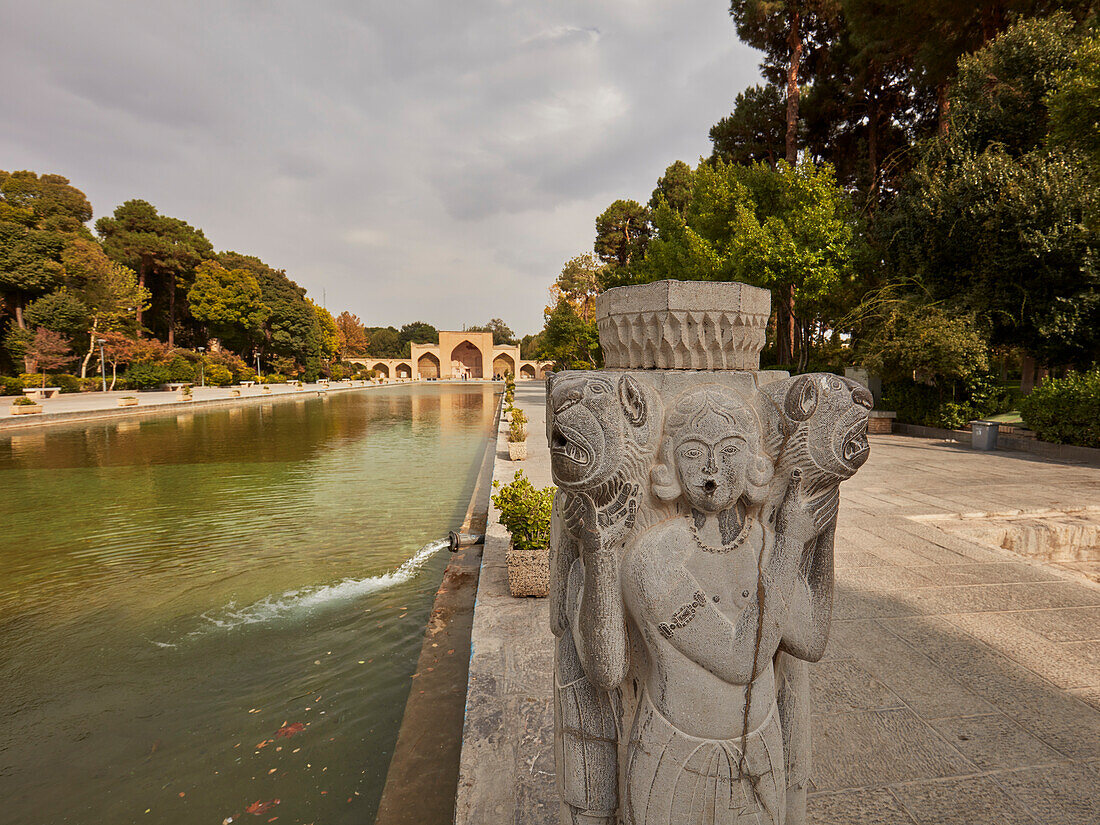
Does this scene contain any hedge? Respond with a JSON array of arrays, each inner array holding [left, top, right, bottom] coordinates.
[[1020, 369, 1100, 447]]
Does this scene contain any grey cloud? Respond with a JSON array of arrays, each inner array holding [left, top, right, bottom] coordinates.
[[0, 0, 761, 334]]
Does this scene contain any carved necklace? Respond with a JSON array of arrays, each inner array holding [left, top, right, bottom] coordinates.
[[688, 514, 754, 555]]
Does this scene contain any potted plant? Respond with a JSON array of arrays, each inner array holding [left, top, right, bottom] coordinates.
[[179, 385, 193, 402], [117, 396, 139, 407], [228, 387, 241, 397], [507, 408, 528, 461], [491, 470, 555, 597], [10, 396, 42, 415]]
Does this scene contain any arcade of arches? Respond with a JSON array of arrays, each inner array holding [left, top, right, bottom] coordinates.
[[348, 330, 551, 381]]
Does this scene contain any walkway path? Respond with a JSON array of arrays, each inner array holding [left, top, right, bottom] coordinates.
[[456, 382, 1100, 825]]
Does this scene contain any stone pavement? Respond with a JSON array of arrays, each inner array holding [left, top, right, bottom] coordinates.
[[455, 382, 1100, 825]]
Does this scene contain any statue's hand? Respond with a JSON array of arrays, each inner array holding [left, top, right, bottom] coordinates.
[[775, 469, 817, 550], [562, 491, 604, 555]]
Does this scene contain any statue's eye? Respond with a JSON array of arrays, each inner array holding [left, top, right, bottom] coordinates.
[[590, 384, 606, 394], [721, 444, 740, 454], [682, 448, 702, 459]]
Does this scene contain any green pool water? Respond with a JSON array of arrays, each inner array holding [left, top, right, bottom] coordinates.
[[0, 384, 497, 825]]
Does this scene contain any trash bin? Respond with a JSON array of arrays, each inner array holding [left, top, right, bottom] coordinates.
[[970, 420, 999, 451]]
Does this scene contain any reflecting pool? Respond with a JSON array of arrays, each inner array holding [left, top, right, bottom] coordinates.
[[0, 384, 497, 825]]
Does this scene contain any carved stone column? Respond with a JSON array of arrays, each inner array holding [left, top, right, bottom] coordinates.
[[548, 280, 871, 825]]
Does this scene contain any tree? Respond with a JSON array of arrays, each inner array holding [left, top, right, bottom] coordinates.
[[61, 237, 149, 377], [949, 12, 1078, 157], [709, 85, 787, 168], [729, 1, 840, 165], [96, 200, 213, 345], [649, 161, 695, 214], [636, 158, 855, 369], [467, 319, 517, 345], [0, 171, 91, 232], [881, 15, 1100, 370], [365, 326, 402, 357], [541, 298, 601, 369], [23, 290, 87, 339], [187, 260, 268, 351], [485, 318, 517, 345], [311, 301, 339, 365], [336, 311, 368, 357], [219, 252, 322, 377], [1046, 29, 1100, 170], [1, 171, 92, 330], [399, 321, 438, 345], [594, 199, 651, 284], [552, 254, 603, 323], [25, 327, 72, 385], [859, 301, 989, 385]]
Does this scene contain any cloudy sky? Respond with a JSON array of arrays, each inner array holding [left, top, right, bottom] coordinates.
[[2, 1, 762, 335]]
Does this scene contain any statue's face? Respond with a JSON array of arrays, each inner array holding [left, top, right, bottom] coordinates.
[[805, 375, 872, 479], [548, 374, 623, 489], [672, 416, 751, 514]]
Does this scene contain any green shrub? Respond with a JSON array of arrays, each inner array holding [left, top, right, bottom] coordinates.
[[330, 364, 347, 380], [2, 376, 24, 396], [491, 471, 555, 552], [51, 374, 80, 393], [165, 355, 195, 383], [13, 396, 37, 406], [205, 364, 233, 386], [1020, 369, 1100, 447], [508, 408, 528, 443], [261, 373, 287, 384], [79, 377, 103, 392], [126, 361, 172, 389]]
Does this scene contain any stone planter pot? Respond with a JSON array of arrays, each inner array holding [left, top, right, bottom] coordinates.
[[262, 385, 272, 394], [508, 440, 527, 461], [10, 403, 42, 415], [868, 410, 896, 434], [117, 397, 138, 407], [229, 389, 240, 397], [506, 542, 549, 597], [179, 394, 193, 402]]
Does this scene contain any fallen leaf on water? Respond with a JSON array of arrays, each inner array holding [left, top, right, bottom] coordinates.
[[276, 722, 305, 739], [267, 768, 277, 774], [244, 798, 280, 815], [256, 740, 270, 749]]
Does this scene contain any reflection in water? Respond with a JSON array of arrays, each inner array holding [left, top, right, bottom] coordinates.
[[0, 384, 497, 825]]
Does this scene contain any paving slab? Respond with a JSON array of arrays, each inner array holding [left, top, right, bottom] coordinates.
[[454, 386, 1100, 825]]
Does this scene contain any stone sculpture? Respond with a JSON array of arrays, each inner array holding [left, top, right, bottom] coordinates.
[[548, 281, 871, 825]]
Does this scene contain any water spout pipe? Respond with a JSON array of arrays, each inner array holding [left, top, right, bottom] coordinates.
[[448, 531, 484, 552]]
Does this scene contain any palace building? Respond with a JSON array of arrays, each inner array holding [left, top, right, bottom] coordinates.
[[347, 330, 552, 380]]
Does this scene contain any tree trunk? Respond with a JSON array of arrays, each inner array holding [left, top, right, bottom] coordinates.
[[167, 271, 176, 348], [110, 361, 118, 391], [14, 295, 25, 330], [777, 284, 796, 366], [868, 94, 879, 199], [938, 84, 951, 135], [785, 8, 802, 166], [80, 318, 98, 379], [136, 262, 146, 334]]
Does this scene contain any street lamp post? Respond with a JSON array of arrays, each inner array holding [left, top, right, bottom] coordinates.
[[97, 339, 107, 392], [197, 346, 206, 387], [255, 351, 261, 381]]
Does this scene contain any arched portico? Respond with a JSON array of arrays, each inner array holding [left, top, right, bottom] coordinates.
[[372, 362, 390, 378], [417, 352, 440, 379], [493, 353, 516, 378], [520, 364, 536, 379], [394, 361, 412, 378], [451, 340, 483, 379]]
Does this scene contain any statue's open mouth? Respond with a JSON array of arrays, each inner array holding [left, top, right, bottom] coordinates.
[[841, 420, 869, 464], [551, 426, 591, 467]]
